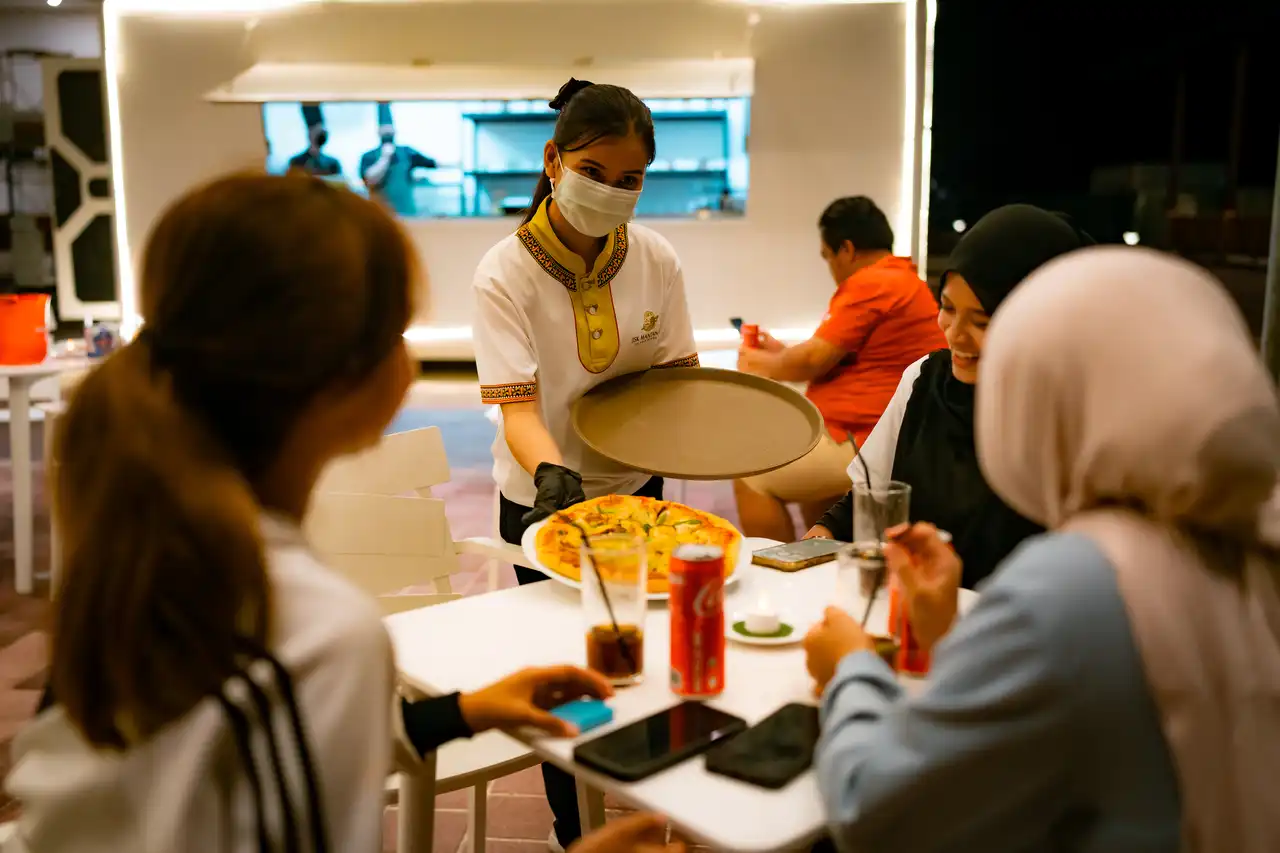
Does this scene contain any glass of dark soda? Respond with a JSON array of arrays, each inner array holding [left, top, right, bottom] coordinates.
[[581, 533, 647, 686]]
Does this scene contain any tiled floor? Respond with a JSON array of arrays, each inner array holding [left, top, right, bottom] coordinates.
[[0, 375, 741, 849]]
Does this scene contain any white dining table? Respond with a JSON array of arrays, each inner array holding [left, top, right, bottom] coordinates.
[[385, 539, 977, 853], [2, 358, 88, 594]]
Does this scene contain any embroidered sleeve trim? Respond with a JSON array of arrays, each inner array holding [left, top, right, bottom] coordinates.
[[480, 381, 538, 404], [653, 354, 701, 369]]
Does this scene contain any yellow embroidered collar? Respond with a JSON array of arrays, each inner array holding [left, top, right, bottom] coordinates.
[[516, 199, 628, 292]]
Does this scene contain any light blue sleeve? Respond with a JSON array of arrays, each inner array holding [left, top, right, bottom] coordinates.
[[817, 548, 1080, 853]]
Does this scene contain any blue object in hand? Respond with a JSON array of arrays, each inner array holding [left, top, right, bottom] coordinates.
[[551, 699, 614, 734]]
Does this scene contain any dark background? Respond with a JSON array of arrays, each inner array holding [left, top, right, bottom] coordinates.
[[930, 0, 1280, 224]]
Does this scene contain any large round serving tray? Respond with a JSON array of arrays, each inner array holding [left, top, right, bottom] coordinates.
[[520, 518, 747, 602], [571, 367, 824, 480]]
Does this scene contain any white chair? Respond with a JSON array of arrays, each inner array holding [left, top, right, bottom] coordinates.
[[309, 426, 604, 853]]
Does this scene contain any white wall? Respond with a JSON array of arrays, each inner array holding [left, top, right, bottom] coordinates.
[[109, 1, 912, 358]]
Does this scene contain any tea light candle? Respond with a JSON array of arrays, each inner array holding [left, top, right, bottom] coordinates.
[[744, 594, 780, 635]]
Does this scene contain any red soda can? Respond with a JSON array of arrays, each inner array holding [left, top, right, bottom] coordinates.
[[669, 544, 726, 697], [888, 583, 931, 675], [740, 324, 760, 348]]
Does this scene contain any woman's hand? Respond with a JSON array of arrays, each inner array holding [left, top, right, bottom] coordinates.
[[883, 523, 962, 653], [459, 666, 613, 737], [803, 525, 834, 540], [570, 813, 684, 853], [803, 606, 873, 696]]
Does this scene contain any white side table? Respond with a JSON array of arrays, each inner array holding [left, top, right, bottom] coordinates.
[[35, 400, 67, 594], [2, 360, 88, 594]]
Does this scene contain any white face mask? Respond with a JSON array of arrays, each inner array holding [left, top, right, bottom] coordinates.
[[550, 162, 641, 237]]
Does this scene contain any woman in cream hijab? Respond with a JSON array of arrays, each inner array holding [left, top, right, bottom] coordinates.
[[803, 247, 1280, 852]]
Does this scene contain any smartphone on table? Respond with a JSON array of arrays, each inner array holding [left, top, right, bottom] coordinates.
[[705, 703, 820, 790], [573, 701, 747, 782], [752, 538, 847, 571]]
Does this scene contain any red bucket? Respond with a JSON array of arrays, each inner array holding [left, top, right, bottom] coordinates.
[[0, 293, 50, 365]]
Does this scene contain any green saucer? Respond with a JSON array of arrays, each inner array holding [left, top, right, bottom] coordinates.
[[731, 620, 795, 639]]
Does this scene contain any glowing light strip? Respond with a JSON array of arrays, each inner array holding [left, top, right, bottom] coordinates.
[[915, 0, 937, 268], [895, 0, 918, 261], [105, 0, 319, 13], [402, 326, 819, 346], [716, 0, 904, 5], [102, 2, 139, 339]]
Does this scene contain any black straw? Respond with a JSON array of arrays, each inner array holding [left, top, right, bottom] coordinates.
[[860, 566, 884, 629], [848, 436, 888, 628], [848, 435, 888, 544], [557, 513, 638, 676]]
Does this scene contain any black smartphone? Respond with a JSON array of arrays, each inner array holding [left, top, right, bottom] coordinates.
[[729, 317, 744, 332], [573, 702, 747, 782], [704, 703, 820, 790]]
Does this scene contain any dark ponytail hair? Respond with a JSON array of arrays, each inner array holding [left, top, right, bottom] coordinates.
[[521, 77, 656, 226], [50, 172, 415, 748]]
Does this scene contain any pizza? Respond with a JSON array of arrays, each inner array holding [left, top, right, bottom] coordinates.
[[535, 495, 741, 594]]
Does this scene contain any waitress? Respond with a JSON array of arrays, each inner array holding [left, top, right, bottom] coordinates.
[[471, 77, 698, 852]]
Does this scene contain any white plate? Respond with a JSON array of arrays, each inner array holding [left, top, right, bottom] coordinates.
[[520, 518, 746, 601], [726, 613, 805, 647]]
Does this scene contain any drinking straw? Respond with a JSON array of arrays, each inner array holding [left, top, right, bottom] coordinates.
[[848, 437, 887, 628], [860, 562, 884, 629], [556, 513, 638, 676]]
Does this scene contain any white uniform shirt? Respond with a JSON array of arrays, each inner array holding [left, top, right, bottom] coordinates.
[[473, 201, 699, 505], [3, 516, 419, 853]]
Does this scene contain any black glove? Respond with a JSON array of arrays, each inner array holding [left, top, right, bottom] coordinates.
[[521, 462, 587, 527]]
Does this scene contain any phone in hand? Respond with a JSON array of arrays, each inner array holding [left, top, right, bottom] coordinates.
[[573, 702, 747, 782]]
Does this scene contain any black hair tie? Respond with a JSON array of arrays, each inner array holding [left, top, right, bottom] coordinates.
[[133, 325, 181, 371], [549, 77, 594, 111]]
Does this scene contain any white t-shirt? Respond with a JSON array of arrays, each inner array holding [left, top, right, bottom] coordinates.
[[845, 355, 926, 487], [3, 516, 416, 853], [473, 201, 699, 506]]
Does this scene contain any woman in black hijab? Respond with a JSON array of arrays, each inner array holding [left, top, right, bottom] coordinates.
[[806, 204, 1093, 589]]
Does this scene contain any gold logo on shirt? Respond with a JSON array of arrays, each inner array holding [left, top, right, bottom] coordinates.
[[633, 311, 660, 345]]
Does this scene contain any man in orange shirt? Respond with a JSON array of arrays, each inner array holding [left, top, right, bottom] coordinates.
[[736, 196, 946, 541]]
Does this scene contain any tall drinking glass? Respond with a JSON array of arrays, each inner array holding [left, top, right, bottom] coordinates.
[[581, 534, 647, 686], [834, 542, 887, 611], [852, 480, 912, 544]]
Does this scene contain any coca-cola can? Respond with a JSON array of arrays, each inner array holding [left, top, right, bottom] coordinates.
[[669, 544, 726, 697]]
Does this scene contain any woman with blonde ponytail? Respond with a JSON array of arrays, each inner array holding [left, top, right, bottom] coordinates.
[[1, 173, 678, 853]]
